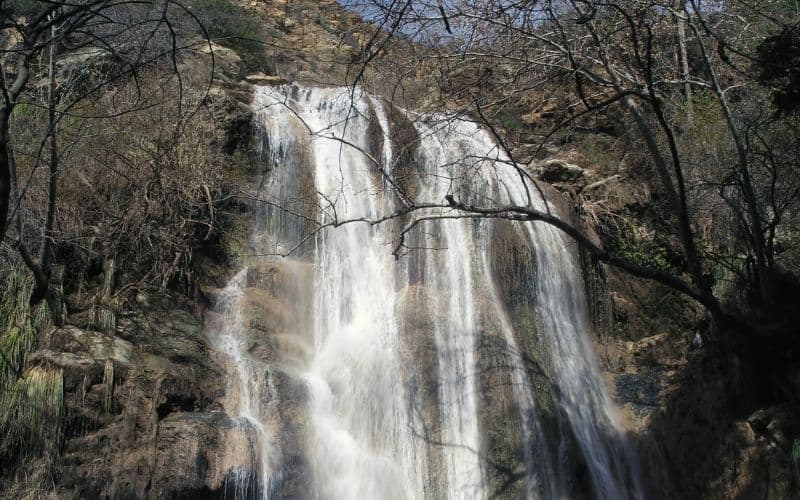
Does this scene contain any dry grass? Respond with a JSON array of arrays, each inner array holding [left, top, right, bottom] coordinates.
[[0, 264, 63, 491]]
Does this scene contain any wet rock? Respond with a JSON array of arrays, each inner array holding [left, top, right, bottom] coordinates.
[[474, 313, 528, 499], [614, 369, 665, 418], [151, 412, 261, 497], [396, 285, 446, 494], [385, 101, 422, 200]]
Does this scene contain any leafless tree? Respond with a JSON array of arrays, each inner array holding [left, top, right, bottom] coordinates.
[[0, 0, 216, 304], [329, 0, 800, 341]]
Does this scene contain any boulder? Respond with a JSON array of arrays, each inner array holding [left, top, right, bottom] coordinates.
[[535, 159, 587, 183], [198, 41, 245, 81]]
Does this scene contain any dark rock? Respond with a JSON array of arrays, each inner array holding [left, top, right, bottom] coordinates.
[[614, 369, 665, 417], [535, 159, 587, 183]]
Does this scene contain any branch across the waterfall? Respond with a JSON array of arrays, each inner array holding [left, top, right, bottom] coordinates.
[[245, 201, 447, 258], [245, 186, 718, 312], [425, 195, 722, 312]]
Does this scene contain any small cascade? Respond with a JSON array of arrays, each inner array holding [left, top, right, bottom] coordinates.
[[209, 83, 644, 499], [212, 269, 280, 499]]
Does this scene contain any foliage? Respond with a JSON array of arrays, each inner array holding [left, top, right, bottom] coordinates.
[[6, 0, 44, 17], [102, 359, 114, 414], [0, 0, 227, 306], [7, 52, 238, 299], [793, 439, 800, 486], [0, 367, 64, 458], [0, 265, 49, 378], [601, 219, 679, 275], [0, 0, 255, 492]]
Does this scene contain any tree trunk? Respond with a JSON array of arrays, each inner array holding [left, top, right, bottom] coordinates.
[[674, 0, 693, 124], [0, 108, 11, 244], [619, 94, 713, 302], [40, 19, 59, 275], [28, 19, 60, 305]]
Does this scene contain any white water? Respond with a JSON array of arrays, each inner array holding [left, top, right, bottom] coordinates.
[[212, 84, 642, 499], [212, 269, 280, 498]]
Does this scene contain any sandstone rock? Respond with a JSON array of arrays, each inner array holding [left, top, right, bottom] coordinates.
[[35, 302, 234, 498], [151, 412, 261, 497], [198, 41, 244, 81], [204, 83, 254, 155], [245, 72, 289, 86]]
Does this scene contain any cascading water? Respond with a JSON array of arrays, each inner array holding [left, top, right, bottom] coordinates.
[[211, 269, 280, 499], [211, 84, 643, 499]]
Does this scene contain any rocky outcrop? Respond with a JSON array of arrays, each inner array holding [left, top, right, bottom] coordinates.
[[534, 159, 588, 184], [580, 250, 799, 500], [31, 304, 266, 499], [600, 328, 796, 499]]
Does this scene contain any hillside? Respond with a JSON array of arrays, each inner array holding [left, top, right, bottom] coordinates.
[[0, 0, 798, 498]]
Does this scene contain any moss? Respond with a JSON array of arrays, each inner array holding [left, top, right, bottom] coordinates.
[[220, 215, 252, 267], [601, 218, 680, 275], [581, 251, 613, 338]]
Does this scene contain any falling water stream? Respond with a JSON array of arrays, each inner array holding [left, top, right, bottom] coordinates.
[[212, 269, 280, 498], [211, 84, 643, 499]]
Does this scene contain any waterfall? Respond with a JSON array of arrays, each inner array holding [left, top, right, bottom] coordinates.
[[211, 269, 280, 498], [211, 84, 643, 499]]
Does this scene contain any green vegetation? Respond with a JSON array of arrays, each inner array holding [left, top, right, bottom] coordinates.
[[0, 265, 50, 380], [793, 439, 800, 486], [493, 106, 525, 134], [602, 220, 679, 275]]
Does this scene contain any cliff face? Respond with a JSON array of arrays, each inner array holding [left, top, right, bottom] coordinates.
[[2, 1, 797, 499], [568, 161, 798, 498], [528, 145, 798, 499], [42, 308, 244, 499], [0, 1, 372, 496]]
